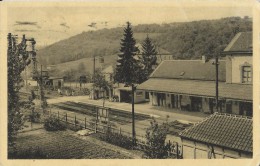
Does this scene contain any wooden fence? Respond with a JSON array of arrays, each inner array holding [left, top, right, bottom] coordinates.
[[48, 110, 182, 158]]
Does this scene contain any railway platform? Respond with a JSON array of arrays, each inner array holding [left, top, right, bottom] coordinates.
[[47, 95, 208, 123]]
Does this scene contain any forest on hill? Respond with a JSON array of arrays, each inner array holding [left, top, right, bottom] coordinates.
[[37, 16, 252, 65]]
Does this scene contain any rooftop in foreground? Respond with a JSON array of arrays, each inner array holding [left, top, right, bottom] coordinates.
[[179, 112, 252, 153]]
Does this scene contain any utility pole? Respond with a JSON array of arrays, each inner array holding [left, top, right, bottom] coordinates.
[[215, 54, 219, 112], [131, 83, 136, 146], [93, 54, 96, 82], [92, 54, 96, 99]]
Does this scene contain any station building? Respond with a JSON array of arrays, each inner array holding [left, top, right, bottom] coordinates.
[[137, 32, 252, 116]]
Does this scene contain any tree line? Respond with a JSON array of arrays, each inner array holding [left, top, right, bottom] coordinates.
[[37, 16, 252, 65]]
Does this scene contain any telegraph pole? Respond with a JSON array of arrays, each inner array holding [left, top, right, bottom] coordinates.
[[92, 54, 96, 99], [93, 54, 96, 81], [132, 83, 136, 146], [215, 54, 219, 112]]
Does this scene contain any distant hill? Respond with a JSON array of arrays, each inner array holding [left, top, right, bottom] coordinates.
[[47, 54, 117, 81], [37, 16, 252, 79]]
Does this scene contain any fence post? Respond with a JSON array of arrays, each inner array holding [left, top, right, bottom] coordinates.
[[95, 120, 97, 133], [58, 111, 59, 121], [119, 127, 121, 135], [65, 113, 67, 122], [85, 117, 87, 129], [95, 107, 98, 133], [176, 142, 179, 159], [75, 115, 77, 127]]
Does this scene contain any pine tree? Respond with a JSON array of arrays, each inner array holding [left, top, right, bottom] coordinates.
[[141, 35, 157, 81], [8, 33, 31, 148], [114, 22, 140, 85]]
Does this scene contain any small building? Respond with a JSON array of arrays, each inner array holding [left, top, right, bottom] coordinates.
[[135, 43, 173, 64], [179, 113, 252, 159], [102, 65, 114, 83], [45, 77, 64, 90], [113, 83, 145, 104], [26, 78, 38, 87]]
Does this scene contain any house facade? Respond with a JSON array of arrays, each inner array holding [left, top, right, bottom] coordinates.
[[45, 77, 64, 90], [137, 32, 252, 116], [180, 113, 252, 159], [135, 43, 173, 65]]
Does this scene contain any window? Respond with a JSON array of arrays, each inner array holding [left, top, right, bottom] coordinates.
[[109, 74, 113, 81], [136, 91, 143, 96], [242, 66, 252, 83]]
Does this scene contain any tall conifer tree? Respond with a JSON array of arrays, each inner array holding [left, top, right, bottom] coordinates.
[[141, 35, 157, 81], [114, 22, 140, 85]]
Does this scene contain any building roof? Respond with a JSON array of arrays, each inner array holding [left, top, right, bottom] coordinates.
[[179, 113, 252, 153], [150, 60, 226, 82], [223, 32, 252, 54], [137, 78, 252, 101], [135, 43, 172, 55], [48, 77, 63, 80], [102, 65, 113, 74]]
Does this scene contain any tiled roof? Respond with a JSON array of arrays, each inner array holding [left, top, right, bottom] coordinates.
[[179, 113, 252, 153], [223, 32, 252, 54], [150, 60, 226, 82], [102, 65, 113, 74], [135, 43, 172, 55], [137, 78, 252, 101], [48, 77, 63, 80]]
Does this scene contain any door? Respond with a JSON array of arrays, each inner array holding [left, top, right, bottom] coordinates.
[[171, 94, 175, 108], [58, 80, 61, 89], [157, 93, 161, 106], [226, 101, 232, 114]]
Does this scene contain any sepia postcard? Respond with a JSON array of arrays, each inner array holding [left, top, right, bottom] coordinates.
[[0, 0, 260, 165]]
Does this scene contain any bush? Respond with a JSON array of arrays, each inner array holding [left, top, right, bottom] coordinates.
[[99, 130, 133, 149], [144, 118, 169, 159], [9, 147, 48, 159], [44, 115, 66, 131], [29, 110, 41, 123]]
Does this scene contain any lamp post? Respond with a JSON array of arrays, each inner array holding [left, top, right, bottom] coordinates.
[[131, 83, 136, 146]]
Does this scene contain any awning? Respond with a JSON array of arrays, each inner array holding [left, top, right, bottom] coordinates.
[[137, 78, 252, 101]]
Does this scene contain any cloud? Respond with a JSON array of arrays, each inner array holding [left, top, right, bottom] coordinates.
[[60, 22, 70, 29], [14, 29, 37, 32], [14, 21, 41, 29], [88, 22, 97, 28], [14, 21, 38, 26]]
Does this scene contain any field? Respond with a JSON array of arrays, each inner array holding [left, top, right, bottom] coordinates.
[[12, 129, 135, 159]]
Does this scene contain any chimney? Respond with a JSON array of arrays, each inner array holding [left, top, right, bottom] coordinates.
[[201, 55, 207, 63]]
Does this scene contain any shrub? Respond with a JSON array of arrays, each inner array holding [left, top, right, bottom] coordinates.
[[29, 110, 41, 123], [8, 147, 48, 159], [99, 130, 133, 149], [144, 118, 169, 159], [44, 115, 66, 131]]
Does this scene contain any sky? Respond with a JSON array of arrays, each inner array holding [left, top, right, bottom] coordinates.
[[6, 2, 253, 47]]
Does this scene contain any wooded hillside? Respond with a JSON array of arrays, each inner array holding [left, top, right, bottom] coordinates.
[[38, 16, 252, 65]]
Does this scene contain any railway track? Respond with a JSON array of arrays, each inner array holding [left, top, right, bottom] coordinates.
[[51, 101, 151, 125]]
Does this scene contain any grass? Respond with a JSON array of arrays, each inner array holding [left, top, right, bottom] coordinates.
[[49, 54, 117, 76], [10, 129, 132, 159]]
